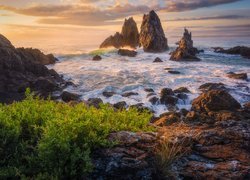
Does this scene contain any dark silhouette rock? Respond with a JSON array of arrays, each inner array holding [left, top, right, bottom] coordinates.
[[118, 49, 137, 57], [170, 28, 200, 61], [139, 10, 168, 52], [61, 91, 80, 102], [103, 91, 115, 98], [113, 101, 127, 109], [213, 46, 250, 59], [226, 72, 248, 80], [153, 57, 163, 63], [0, 34, 63, 103], [100, 17, 139, 49], [192, 90, 241, 112], [92, 55, 102, 61]]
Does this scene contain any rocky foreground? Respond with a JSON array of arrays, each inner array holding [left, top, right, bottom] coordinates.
[[88, 89, 250, 179]]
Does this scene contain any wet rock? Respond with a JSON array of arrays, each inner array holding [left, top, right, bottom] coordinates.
[[170, 28, 200, 61], [139, 10, 168, 52], [154, 112, 181, 126], [160, 88, 178, 106], [192, 90, 241, 112], [90, 131, 157, 179], [92, 55, 102, 61], [146, 92, 157, 98], [122, 92, 139, 97], [87, 98, 103, 108], [118, 49, 137, 57], [144, 88, 154, 93], [160, 88, 174, 96], [113, 101, 127, 110], [130, 103, 153, 113], [153, 57, 163, 63], [103, 91, 115, 98], [164, 67, 173, 70], [174, 87, 191, 93], [149, 96, 159, 105], [61, 91, 80, 103], [226, 72, 248, 80], [199, 82, 226, 92], [213, 46, 250, 59], [177, 93, 188, 100], [100, 17, 139, 49], [168, 70, 181, 74]]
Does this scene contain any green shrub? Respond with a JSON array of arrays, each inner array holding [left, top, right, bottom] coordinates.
[[0, 90, 153, 179]]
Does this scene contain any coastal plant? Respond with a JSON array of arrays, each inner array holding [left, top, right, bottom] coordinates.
[[0, 89, 154, 179]]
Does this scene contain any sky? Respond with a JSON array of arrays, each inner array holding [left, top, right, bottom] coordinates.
[[0, 0, 250, 54]]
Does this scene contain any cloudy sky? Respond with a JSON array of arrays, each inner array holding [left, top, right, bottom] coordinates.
[[0, 0, 249, 53]]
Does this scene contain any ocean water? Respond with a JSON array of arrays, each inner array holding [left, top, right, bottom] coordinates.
[[50, 37, 250, 116]]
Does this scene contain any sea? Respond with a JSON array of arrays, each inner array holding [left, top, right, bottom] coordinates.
[[46, 36, 250, 116]]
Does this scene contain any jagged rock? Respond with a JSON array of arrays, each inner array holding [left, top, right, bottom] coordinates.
[[93, 55, 102, 61], [199, 82, 226, 92], [153, 57, 163, 63], [170, 28, 200, 61], [192, 90, 241, 112], [16, 48, 56, 65], [61, 91, 80, 103], [100, 17, 139, 49], [174, 87, 191, 93], [139, 10, 168, 52], [121, 17, 140, 48], [118, 49, 137, 57], [213, 46, 250, 59], [226, 72, 248, 80], [0, 34, 63, 103]]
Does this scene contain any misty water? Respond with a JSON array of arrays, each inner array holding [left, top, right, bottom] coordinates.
[[50, 37, 250, 116]]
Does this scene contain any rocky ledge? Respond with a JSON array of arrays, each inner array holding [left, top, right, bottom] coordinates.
[[213, 46, 250, 59], [0, 34, 64, 103], [100, 17, 139, 49], [170, 28, 200, 61], [139, 10, 169, 53]]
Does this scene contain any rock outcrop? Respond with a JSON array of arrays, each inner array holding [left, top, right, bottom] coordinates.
[[213, 46, 250, 59], [139, 10, 169, 52], [170, 28, 200, 61], [0, 34, 63, 103], [227, 72, 248, 80], [100, 17, 139, 49], [118, 49, 137, 57]]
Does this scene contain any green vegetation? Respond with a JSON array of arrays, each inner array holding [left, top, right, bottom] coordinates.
[[0, 90, 153, 179]]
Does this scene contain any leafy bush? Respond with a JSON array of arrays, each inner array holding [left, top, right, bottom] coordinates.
[[0, 90, 153, 179]]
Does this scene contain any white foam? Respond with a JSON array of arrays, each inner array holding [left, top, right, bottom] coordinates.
[[51, 48, 250, 116]]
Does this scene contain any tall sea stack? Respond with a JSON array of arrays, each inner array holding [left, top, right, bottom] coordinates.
[[139, 10, 168, 53]]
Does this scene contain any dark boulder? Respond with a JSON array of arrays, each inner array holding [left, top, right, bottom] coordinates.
[[174, 87, 191, 93], [199, 83, 226, 92], [139, 10, 168, 52], [93, 55, 102, 61], [160, 88, 178, 106], [170, 28, 200, 61], [113, 101, 127, 109], [192, 90, 241, 112], [153, 57, 163, 63], [87, 98, 103, 108], [122, 92, 139, 97], [103, 91, 115, 98], [118, 49, 137, 57], [226, 72, 248, 80], [61, 91, 80, 103], [168, 70, 181, 74], [149, 96, 159, 105]]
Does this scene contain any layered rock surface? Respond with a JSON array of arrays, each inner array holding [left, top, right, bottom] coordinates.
[[170, 28, 200, 61], [100, 17, 139, 49], [139, 10, 168, 52], [0, 34, 63, 103]]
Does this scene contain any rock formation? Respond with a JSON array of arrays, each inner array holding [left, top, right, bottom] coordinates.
[[0, 34, 63, 103], [139, 10, 168, 52], [170, 28, 200, 61], [118, 49, 137, 57], [213, 46, 250, 59], [100, 17, 139, 49], [226, 72, 248, 80]]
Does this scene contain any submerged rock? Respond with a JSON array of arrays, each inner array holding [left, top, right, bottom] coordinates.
[[139, 10, 169, 52], [170, 28, 200, 61], [168, 70, 181, 74], [93, 55, 102, 61], [122, 92, 139, 97], [226, 72, 248, 80], [213, 46, 250, 59], [100, 17, 139, 49], [153, 57, 163, 63], [118, 49, 137, 57]]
